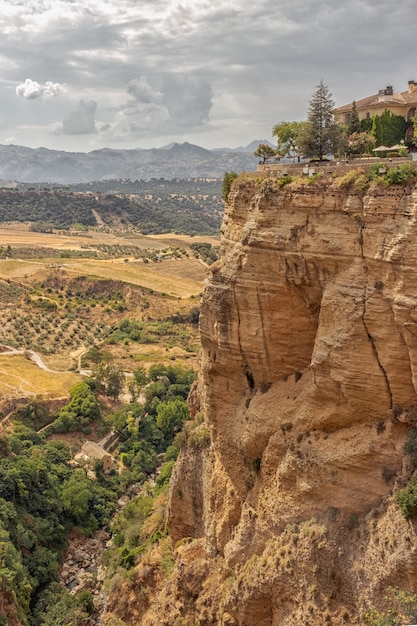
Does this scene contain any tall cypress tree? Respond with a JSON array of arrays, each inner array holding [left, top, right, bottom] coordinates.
[[298, 80, 338, 160], [348, 101, 360, 134]]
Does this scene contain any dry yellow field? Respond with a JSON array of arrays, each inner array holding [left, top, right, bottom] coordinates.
[[0, 354, 80, 399], [0, 256, 205, 297], [0, 224, 219, 251], [62, 258, 206, 297], [0, 226, 217, 296]]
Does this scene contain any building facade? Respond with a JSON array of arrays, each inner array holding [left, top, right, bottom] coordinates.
[[334, 81, 417, 141]]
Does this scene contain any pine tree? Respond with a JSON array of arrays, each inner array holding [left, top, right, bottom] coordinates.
[[298, 80, 338, 160]]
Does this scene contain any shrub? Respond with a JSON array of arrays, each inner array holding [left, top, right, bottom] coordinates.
[[277, 174, 292, 188], [396, 476, 417, 519], [188, 425, 210, 449], [222, 171, 238, 202]]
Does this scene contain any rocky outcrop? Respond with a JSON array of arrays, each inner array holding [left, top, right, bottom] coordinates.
[[106, 171, 417, 625], [166, 173, 417, 623]]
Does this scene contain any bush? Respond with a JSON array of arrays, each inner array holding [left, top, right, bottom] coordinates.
[[396, 476, 417, 519], [222, 171, 238, 202]]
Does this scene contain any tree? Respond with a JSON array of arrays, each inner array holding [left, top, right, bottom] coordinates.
[[156, 398, 189, 439], [346, 131, 376, 156], [371, 110, 407, 147], [272, 121, 308, 157], [348, 101, 360, 134], [92, 363, 125, 400], [253, 143, 276, 163], [298, 80, 338, 160], [411, 111, 417, 147]]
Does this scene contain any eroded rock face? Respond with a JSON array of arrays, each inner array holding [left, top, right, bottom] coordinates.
[[164, 175, 417, 622]]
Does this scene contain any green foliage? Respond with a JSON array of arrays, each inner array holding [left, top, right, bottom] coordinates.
[[0, 360, 195, 622], [103, 494, 155, 571], [396, 475, 417, 518], [277, 175, 292, 188], [369, 163, 417, 185], [404, 428, 417, 457], [105, 316, 195, 352], [108, 364, 194, 486], [51, 381, 101, 433], [365, 588, 417, 625], [348, 101, 361, 134], [33, 582, 96, 625], [92, 362, 125, 400], [371, 110, 408, 147], [272, 121, 308, 157], [13, 399, 51, 431], [156, 461, 175, 487], [222, 171, 238, 202], [360, 117, 373, 132], [0, 420, 119, 622], [189, 242, 219, 265], [187, 425, 211, 449], [156, 398, 189, 438], [81, 346, 112, 366], [254, 143, 276, 163], [0, 529, 31, 618], [297, 80, 339, 159]]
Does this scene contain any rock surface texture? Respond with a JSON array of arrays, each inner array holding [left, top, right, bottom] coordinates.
[[107, 172, 417, 625]]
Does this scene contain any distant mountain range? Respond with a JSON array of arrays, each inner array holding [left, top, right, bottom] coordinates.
[[0, 140, 275, 184]]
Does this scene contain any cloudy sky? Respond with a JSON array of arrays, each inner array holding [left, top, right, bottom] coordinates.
[[0, 0, 415, 152]]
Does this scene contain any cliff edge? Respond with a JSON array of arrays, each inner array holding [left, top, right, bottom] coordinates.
[[107, 169, 417, 625]]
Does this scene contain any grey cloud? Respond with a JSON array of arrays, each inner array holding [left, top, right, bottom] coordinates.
[[101, 73, 213, 142], [127, 77, 163, 104], [61, 100, 97, 135], [163, 75, 212, 128], [1, 0, 416, 150]]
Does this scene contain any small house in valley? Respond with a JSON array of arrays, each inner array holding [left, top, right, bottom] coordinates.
[[80, 441, 114, 473]]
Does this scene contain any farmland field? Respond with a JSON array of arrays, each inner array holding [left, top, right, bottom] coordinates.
[[0, 225, 217, 406]]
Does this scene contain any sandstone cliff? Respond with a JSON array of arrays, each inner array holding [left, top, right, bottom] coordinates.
[[105, 170, 417, 625]]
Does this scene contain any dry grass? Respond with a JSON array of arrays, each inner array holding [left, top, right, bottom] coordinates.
[[0, 354, 80, 398], [0, 259, 45, 279], [0, 224, 219, 251], [61, 258, 205, 297], [104, 343, 198, 372]]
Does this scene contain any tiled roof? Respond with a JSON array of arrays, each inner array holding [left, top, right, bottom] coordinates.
[[81, 441, 111, 460], [334, 87, 417, 113]]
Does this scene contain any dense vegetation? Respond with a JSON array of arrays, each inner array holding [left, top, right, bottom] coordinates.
[[0, 361, 195, 624], [1, 178, 223, 235]]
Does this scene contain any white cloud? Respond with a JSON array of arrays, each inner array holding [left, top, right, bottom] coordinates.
[[16, 78, 68, 101]]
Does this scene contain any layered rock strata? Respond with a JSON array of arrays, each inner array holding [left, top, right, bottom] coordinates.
[[165, 174, 417, 623]]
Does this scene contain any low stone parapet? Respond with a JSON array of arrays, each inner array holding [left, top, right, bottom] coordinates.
[[257, 156, 414, 177]]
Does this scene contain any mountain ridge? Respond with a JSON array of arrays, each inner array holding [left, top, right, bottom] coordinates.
[[0, 140, 272, 184]]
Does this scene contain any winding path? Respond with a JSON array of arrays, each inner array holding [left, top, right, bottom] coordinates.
[[0, 346, 66, 373]]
